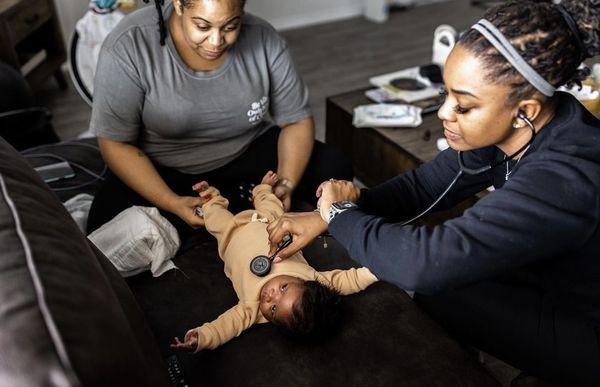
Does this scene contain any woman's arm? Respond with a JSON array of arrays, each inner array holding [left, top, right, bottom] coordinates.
[[329, 158, 598, 294], [266, 148, 495, 259], [98, 138, 204, 227], [274, 116, 315, 210]]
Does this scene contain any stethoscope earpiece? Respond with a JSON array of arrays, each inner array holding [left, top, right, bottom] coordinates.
[[401, 111, 538, 226], [517, 110, 535, 130]]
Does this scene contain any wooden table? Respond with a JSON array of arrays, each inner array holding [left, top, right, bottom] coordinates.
[[0, 0, 67, 89], [326, 87, 445, 187]]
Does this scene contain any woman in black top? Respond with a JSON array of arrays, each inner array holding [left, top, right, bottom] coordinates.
[[267, 1, 600, 384]]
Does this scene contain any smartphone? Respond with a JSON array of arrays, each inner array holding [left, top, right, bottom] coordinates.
[[34, 161, 76, 183]]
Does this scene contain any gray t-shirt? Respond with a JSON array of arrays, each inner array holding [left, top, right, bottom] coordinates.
[[90, 2, 311, 174]]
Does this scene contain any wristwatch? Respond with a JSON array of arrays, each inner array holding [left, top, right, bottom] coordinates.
[[275, 178, 294, 192], [327, 200, 358, 223]]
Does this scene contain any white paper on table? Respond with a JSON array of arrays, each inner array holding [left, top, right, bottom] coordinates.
[[353, 104, 423, 128]]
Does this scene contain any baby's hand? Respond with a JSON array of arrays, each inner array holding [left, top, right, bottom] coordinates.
[[170, 329, 199, 352], [261, 170, 278, 187], [192, 181, 219, 205], [192, 181, 209, 193]]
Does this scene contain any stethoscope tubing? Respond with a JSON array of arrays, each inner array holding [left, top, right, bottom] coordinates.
[[328, 113, 537, 230], [405, 113, 536, 225]]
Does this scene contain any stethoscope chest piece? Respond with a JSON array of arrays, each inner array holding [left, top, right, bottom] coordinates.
[[250, 234, 292, 277], [250, 255, 271, 277]]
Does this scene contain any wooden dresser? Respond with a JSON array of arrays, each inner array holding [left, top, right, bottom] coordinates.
[[0, 0, 67, 89]]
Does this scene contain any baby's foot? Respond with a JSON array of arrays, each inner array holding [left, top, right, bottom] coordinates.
[[261, 170, 278, 187]]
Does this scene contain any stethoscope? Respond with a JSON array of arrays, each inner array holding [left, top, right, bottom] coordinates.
[[249, 113, 536, 275], [398, 110, 537, 226], [250, 234, 293, 276]]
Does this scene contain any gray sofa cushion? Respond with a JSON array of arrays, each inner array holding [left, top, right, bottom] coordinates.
[[0, 137, 169, 387]]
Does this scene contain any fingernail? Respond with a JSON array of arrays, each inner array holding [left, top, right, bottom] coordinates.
[[273, 257, 281, 263]]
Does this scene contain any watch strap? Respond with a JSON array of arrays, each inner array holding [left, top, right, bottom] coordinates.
[[327, 200, 358, 223], [275, 178, 294, 191]]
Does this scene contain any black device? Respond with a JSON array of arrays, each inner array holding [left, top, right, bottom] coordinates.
[[419, 64, 444, 84], [166, 355, 189, 387], [34, 161, 76, 183], [250, 234, 293, 276], [388, 77, 428, 91]]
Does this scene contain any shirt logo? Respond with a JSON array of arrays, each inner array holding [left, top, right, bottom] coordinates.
[[247, 96, 268, 124]]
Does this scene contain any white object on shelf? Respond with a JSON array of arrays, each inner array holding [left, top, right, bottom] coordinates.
[[364, 0, 389, 23], [365, 87, 401, 103], [353, 104, 423, 128], [432, 24, 457, 67]]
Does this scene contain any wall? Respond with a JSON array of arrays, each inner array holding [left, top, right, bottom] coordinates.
[[245, 0, 364, 30], [246, 0, 446, 30], [52, 0, 448, 47], [53, 0, 90, 47], [52, 0, 365, 42]]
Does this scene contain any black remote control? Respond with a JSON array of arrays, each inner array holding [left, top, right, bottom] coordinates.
[[166, 355, 189, 387]]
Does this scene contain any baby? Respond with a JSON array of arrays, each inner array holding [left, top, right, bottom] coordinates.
[[171, 171, 378, 353]]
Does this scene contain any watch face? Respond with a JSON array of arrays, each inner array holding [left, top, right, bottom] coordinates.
[[333, 200, 355, 210]]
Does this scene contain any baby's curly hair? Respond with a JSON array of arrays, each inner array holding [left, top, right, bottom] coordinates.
[[459, 0, 600, 103], [283, 281, 343, 340]]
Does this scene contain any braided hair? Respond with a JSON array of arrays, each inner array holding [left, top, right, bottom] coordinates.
[[143, 0, 248, 46], [459, 0, 600, 103]]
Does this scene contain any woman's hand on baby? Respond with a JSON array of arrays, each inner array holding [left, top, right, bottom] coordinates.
[[316, 179, 360, 221], [170, 329, 199, 352], [170, 195, 205, 228], [267, 211, 327, 261], [192, 181, 221, 205]]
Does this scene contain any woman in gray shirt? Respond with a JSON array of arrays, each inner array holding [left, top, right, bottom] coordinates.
[[87, 0, 351, 237]]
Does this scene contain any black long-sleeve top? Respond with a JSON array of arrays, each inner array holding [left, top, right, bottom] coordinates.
[[330, 92, 600, 322]]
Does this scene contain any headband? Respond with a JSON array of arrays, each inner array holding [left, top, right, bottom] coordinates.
[[471, 19, 556, 97], [555, 4, 585, 56]]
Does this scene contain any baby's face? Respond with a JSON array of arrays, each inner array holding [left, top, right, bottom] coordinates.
[[259, 275, 304, 325]]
